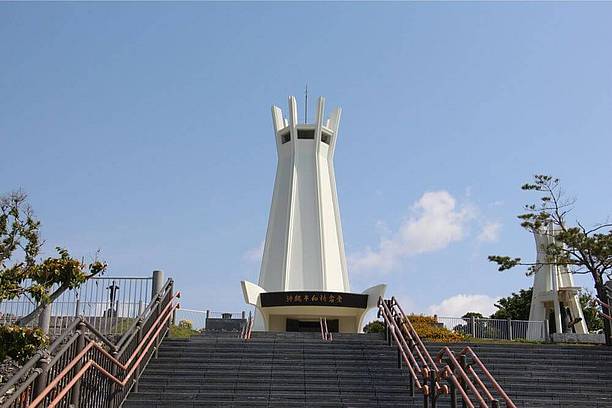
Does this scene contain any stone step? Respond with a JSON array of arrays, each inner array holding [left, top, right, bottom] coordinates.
[[125, 332, 612, 408]]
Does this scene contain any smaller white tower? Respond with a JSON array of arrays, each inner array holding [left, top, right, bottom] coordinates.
[[528, 225, 587, 338]]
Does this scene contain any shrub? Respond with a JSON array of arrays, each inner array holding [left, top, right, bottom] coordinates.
[[178, 320, 193, 330], [0, 325, 48, 363], [405, 315, 466, 342], [363, 320, 385, 333], [169, 320, 198, 338]]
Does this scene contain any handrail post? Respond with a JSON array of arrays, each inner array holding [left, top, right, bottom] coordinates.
[[133, 322, 143, 393], [33, 355, 50, 400], [151, 270, 164, 301], [154, 297, 162, 359], [108, 350, 120, 406], [70, 321, 86, 407], [459, 355, 467, 408], [170, 280, 176, 329], [430, 373, 437, 408], [450, 379, 457, 408], [408, 338, 415, 397]]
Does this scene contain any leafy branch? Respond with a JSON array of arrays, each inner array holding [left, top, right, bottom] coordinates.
[[1, 191, 107, 326]]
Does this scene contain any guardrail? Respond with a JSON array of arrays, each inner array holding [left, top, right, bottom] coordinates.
[[435, 316, 547, 341], [174, 309, 246, 332], [378, 297, 516, 408], [0, 279, 178, 408]]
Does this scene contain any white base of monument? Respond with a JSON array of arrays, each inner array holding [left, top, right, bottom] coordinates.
[[241, 281, 386, 333]]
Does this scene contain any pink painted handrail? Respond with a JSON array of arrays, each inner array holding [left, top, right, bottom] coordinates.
[[378, 296, 516, 408], [29, 292, 181, 408]]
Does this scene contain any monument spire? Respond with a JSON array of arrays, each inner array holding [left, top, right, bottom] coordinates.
[[241, 96, 385, 333]]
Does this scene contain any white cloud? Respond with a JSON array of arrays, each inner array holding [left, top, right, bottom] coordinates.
[[478, 221, 501, 243], [428, 294, 498, 317], [243, 241, 264, 264], [349, 191, 476, 272]]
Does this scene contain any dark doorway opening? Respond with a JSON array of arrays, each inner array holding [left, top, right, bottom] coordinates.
[[286, 319, 339, 332]]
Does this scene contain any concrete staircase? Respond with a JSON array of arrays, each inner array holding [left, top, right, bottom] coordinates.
[[426, 342, 612, 408], [123, 332, 612, 408]]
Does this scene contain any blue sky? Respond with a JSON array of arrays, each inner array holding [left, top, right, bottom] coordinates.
[[2, 3, 611, 318]]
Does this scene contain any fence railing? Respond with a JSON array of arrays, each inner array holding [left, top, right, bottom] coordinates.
[[436, 316, 547, 341], [0, 275, 155, 337], [173, 309, 246, 331], [0, 278, 178, 408], [378, 297, 516, 408]]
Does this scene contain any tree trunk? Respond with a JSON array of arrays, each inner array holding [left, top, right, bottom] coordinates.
[[15, 285, 69, 327]]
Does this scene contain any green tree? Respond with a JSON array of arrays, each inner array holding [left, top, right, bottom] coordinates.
[[462, 312, 484, 319], [580, 290, 604, 332], [490, 288, 533, 320], [1, 191, 107, 326], [489, 175, 612, 345]]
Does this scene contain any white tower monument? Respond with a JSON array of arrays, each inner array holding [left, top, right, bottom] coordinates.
[[528, 225, 587, 338], [241, 96, 385, 333]]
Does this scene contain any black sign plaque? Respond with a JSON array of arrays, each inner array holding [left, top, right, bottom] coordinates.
[[260, 291, 368, 309]]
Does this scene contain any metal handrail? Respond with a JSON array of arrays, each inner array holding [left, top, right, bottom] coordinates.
[[240, 312, 249, 339], [393, 298, 438, 370], [246, 314, 254, 339], [28, 292, 180, 408], [457, 347, 516, 407], [319, 317, 332, 342], [1, 278, 176, 408], [434, 347, 488, 407], [115, 279, 174, 349], [50, 302, 177, 408], [241, 312, 253, 340], [377, 296, 516, 408], [319, 317, 325, 340], [0, 312, 97, 401], [378, 299, 426, 392]]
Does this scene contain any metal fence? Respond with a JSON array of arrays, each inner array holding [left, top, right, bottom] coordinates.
[[173, 310, 246, 331], [174, 309, 208, 331], [436, 316, 547, 341], [0, 276, 154, 337]]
